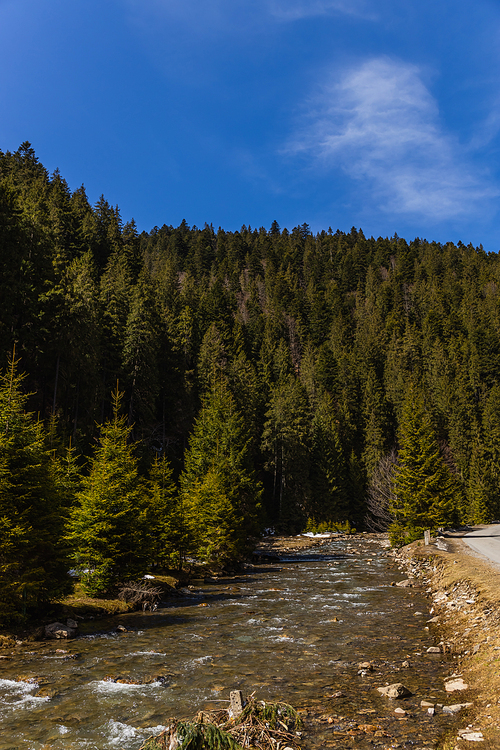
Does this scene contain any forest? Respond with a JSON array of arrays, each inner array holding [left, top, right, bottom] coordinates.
[[1, 141, 500, 620]]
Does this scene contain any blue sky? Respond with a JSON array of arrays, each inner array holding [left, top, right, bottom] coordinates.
[[1, 0, 500, 249]]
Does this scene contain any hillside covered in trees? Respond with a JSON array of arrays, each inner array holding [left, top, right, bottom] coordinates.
[[1, 142, 500, 618]]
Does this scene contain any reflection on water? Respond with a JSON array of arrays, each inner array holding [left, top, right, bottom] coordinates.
[[0, 537, 455, 748]]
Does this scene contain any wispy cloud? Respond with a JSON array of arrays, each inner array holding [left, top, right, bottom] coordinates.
[[286, 57, 498, 221], [267, 0, 372, 21], [126, 0, 369, 34]]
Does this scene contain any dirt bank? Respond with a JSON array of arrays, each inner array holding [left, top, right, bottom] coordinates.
[[392, 532, 500, 748]]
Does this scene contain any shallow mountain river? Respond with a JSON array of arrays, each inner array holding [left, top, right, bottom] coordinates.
[[0, 536, 459, 749]]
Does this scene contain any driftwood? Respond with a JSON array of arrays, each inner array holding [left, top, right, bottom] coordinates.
[[140, 694, 303, 750], [118, 581, 163, 610]]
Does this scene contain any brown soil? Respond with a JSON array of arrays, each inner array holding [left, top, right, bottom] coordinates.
[[393, 532, 500, 749]]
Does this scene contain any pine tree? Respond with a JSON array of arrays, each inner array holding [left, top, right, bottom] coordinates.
[[68, 387, 148, 594], [180, 380, 261, 563], [147, 454, 186, 568], [261, 376, 311, 532], [390, 385, 458, 543], [0, 354, 71, 622], [183, 469, 240, 565], [309, 393, 347, 523]]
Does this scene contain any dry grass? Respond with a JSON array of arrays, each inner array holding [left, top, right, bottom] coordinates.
[[398, 536, 500, 748]]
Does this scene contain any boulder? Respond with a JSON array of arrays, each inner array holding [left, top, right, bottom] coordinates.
[[44, 622, 78, 639], [377, 683, 412, 699], [445, 678, 468, 692], [442, 702, 473, 714]]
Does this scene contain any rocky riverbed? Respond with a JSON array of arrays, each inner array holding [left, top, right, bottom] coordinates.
[[391, 532, 500, 748]]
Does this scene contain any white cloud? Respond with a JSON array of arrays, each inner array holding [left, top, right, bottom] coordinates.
[[267, 0, 372, 21], [125, 0, 369, 33], [286, 57, 498, 220]]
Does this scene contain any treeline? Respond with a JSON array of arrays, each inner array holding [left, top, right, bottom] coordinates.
[[2, 142, 500, 615]]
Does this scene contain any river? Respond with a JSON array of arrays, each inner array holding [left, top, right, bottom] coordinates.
[[0, 535, 459, 749]]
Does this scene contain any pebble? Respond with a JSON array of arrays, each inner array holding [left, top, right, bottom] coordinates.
[[426, 646, 441, 654]]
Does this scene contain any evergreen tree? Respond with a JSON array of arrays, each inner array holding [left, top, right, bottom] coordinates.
[[184, 469, 241, 565], [261, 376, 311, 531], [309, 394, 347, 523], [68, 387, 148, 594], [147, 454, 186, 568], [180, 380, 261, 563], [390, 386, 459, 544], [0, 355, 71, 622]]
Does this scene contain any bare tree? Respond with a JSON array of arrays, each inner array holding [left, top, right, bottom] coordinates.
[[364, 449, 398, 532]]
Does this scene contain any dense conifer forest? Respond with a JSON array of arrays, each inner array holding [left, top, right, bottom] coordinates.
[[2, 142, 500, 619]]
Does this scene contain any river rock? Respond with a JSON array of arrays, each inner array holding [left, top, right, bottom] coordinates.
[[442, 702, 473, 714], [395, 580, 412, 587], [358, 662, 373, 671], [426, 646, 441, 654], [67, 618, 78, 630], [458, 729, 484, 741], [445, 678, 468, 692], [377, 683, 412, 698], [44, 622, 78, 639]]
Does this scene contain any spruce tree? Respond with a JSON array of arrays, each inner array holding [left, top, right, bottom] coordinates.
[[180, 379, 261, 563], [261, 376, 311, 532], [183, 469, 240, 565], [147, 454, 186, 568], [390, 385, 458, 544], [68, 387, 148, 594], [309, 393, 347, 524], [0, 355, 71, 622]]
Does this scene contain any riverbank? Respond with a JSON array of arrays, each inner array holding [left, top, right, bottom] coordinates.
[[392, 532, 500, 748], [0, 535, 335, 645]]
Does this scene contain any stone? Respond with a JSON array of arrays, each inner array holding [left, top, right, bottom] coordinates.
[[358, 662, 373, 671], [427, 616, 440, 624], [442, 702, 473, 714], [458, 730, 484, 741], [116, 625, 127, 632], [426, 647, 441, 654], [66, 619, 78, 630], [377, 683, 412, 699], [44, 622, 77, 639], [394, 707, 406, 715], [401, 661, 410, 668], [330, 691, 345, 698], [445, 678, 468, 692], [420, 701, 434, 708], [396, 580, 412, 587], [229, 690, 245, 717], [427, 707, 435, 716]]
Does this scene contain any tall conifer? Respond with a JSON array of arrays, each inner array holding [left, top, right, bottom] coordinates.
[[69, 387, 148, 594]]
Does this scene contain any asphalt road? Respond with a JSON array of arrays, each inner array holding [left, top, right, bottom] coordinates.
[[464, 524, 500, 565]]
